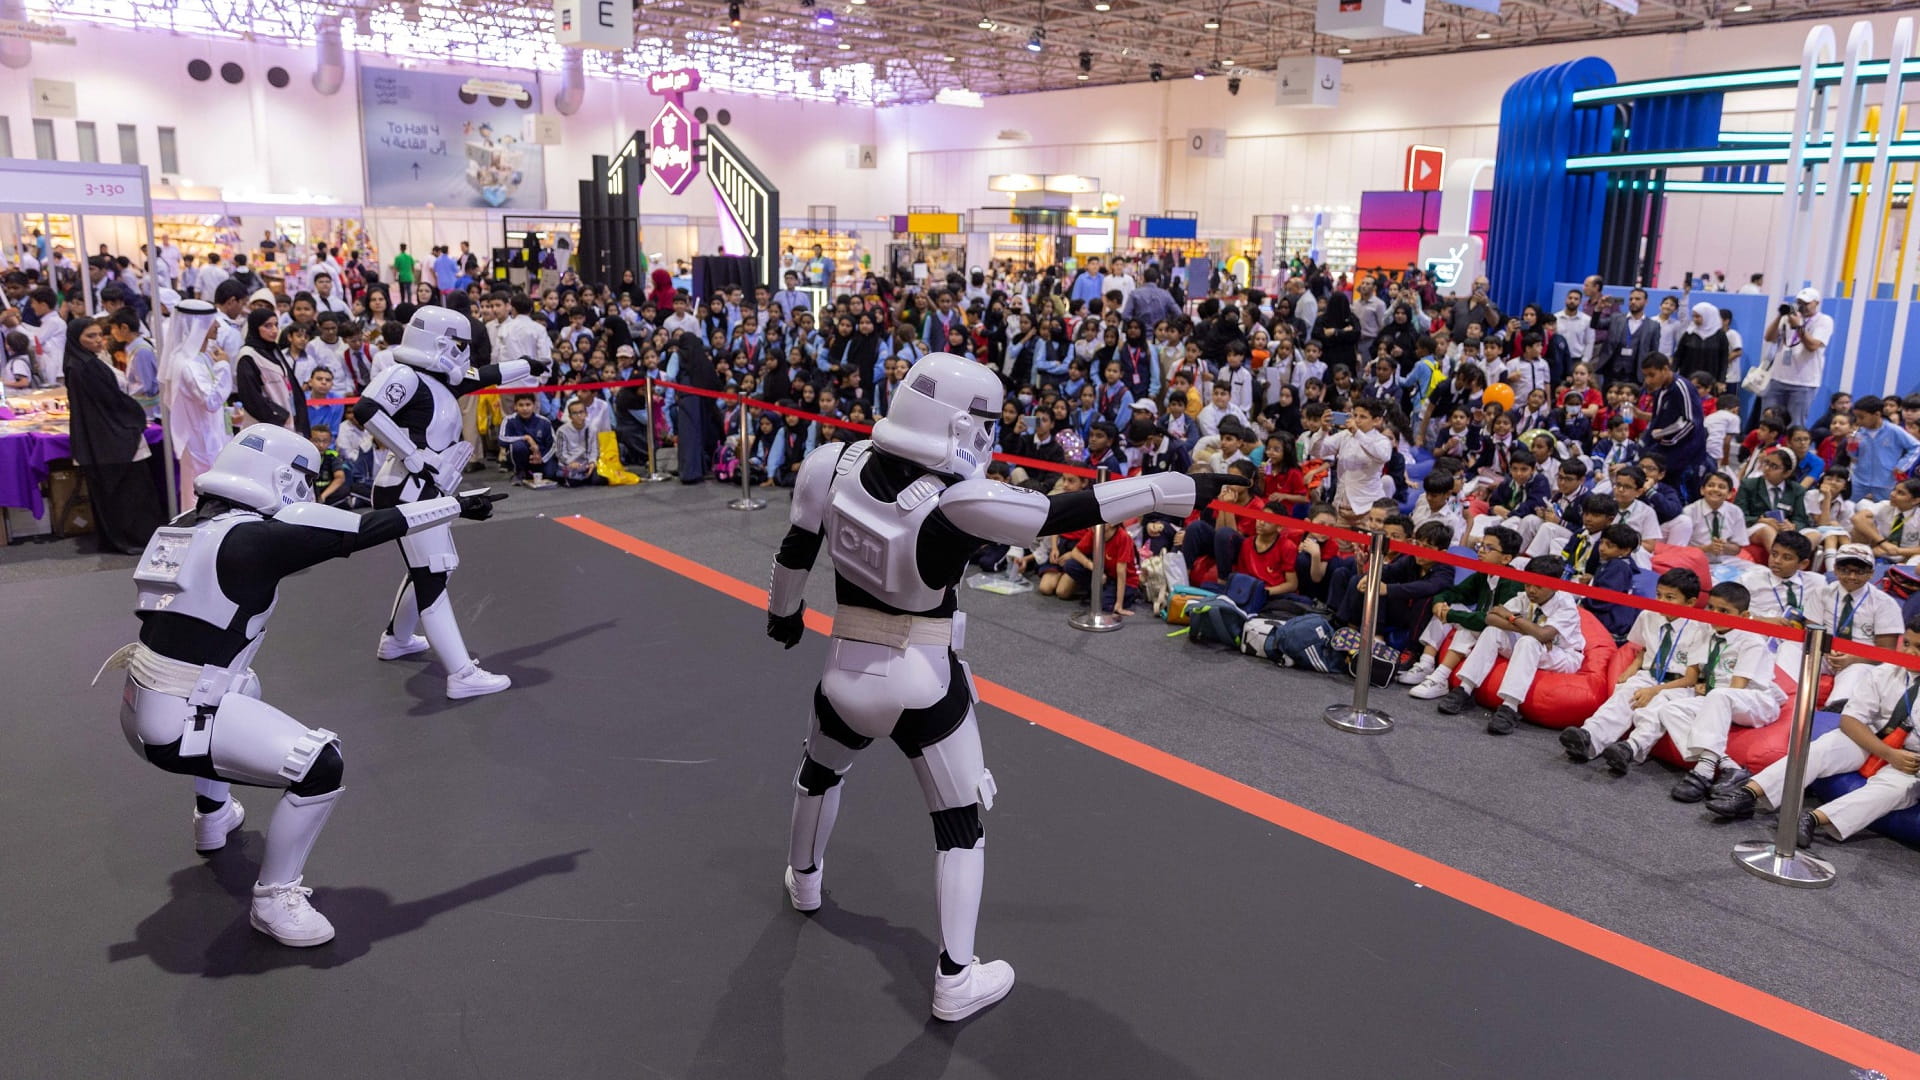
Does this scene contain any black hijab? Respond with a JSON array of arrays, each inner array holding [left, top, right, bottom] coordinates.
[[62, 316, 147, 466], [244, 308, 282, 357]]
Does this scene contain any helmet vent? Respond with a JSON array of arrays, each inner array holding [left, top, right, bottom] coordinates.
[[911, 375, 938, 397]]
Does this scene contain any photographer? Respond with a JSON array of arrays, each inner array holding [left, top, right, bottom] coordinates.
[[1760, 287, 1831, 427]]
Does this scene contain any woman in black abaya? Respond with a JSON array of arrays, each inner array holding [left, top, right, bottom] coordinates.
[[62, 316, 165, 554]]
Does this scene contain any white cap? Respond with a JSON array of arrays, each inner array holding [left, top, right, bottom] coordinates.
[[1833, 543, 1874, 567], [1795, 287, 1821, 304], [1131, 398, 1158, 416], [249, 288, 276, 307]]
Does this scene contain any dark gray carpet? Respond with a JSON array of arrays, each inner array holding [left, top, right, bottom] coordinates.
[[0, 516, 1879, 1079]]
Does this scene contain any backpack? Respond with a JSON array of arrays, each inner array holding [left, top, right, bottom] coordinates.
[[1269, 614, 1342, 673], [1186, 596, 1249, 647], [1878, 565, 1920, 602], [1240, 617, 1285, 662], [1330, 624, 1406, 688]]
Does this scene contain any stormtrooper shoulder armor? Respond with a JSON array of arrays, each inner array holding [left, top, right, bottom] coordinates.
[[274, 501, 363, 533], [790, 440, 849, 533], [937, 478, 1053, 549], [363, 363, 422, 418], [132, 514, 257, 635]]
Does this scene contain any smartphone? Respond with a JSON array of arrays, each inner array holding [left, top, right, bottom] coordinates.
[[1330, 411, 1351, 426], [1023, 414, 1036, 434], [1763, 509, 1787, 523]]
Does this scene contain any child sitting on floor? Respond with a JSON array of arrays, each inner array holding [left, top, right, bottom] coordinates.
[[1403, 526, 1525, 697], [1435, 554, 1584, 736]]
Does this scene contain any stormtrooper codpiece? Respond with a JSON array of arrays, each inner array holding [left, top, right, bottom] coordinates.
[[764, 352, 1245, 1022], [351, 307, 548, 699], [103, 425, 499, 947]]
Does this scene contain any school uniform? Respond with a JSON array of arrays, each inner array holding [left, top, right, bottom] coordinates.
[[1217, 364, 1256, 414], [1554, 526, 1607, 579], [1585, 553, 1639, 640], [1456, 591, 1586, 706], [1806, 580, 1904, 706], [1867, 501, 1920, 564], [1746, 663, 1920, 838], [1617, 498, 1659, 568], [1417, 570, 1525, 658], [1566, 610, 1708, 759], [1411, 496, 1466, 545], [1627, 628, 1783, 767], [1468, 471, 1550, 541], [1685, 498, 1750, 578]]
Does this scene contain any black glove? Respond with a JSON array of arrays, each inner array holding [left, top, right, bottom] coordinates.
[[457, 490, 506, 521], [767, 605, 806, 649], [1191, 472, 1253, 507], [524, 356, 552, 379]]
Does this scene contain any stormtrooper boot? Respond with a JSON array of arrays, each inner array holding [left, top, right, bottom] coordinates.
[[250, 788, 342, 947], [378, 580, 431, 660], [785, 784, 842, 912], [192, 778, 244, 853], [419, 592, 510, 699], [929, 844, 1014, 1021]]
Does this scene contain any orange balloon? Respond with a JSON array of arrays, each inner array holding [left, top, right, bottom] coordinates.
[[1482, 383, 1516, 412]]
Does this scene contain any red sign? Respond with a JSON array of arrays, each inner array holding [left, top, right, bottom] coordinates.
[[1405, 145, 1445, 192], [649, 100, 701, 196]]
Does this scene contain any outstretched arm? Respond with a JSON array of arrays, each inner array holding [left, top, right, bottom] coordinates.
[[939, 471, 1249, 550], [767, 441, 848, 647]]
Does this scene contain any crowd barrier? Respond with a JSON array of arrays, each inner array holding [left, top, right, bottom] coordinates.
[[300, 372, 1920, 887]]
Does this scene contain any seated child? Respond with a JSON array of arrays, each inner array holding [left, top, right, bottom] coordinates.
[[308, 425, 350, 507], [1583, 523, 1642, 642], [1435, 554, 1584, 735], [1403, 525, 1525, 696], [1686, 471, 1750, 581], [1335, 519, 1455, 640], [502, 393, 558, 488], [1799, 465, 1853, 570], [1559, 568, 1705, 764], [304, 366, 344, 435]]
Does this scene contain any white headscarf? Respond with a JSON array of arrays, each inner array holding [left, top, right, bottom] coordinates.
[[1690, 301, 1722, 337]]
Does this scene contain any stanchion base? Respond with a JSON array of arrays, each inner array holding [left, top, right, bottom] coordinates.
[[1324, 704, 1394, 735], [1069, 612, 1125, 633], [1732, 840, 1837, 888], [727, 497, 769, 511]]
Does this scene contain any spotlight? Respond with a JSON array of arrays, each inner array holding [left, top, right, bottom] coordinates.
[[816, 6, 836, 25], [1227, 75, 1240, 95], [1474, 30, 1491, 39], [1077, 73, 1089, 81], [1202, 13, 1219, 28], [1192, 67, 1204, 80], [940, 53, 956, 61], [978, 15, 994, 29], [1077, 49, 1091, 72], [1220, 57, 1233, 66], [1092, 0, 1110, 8], [1026, 27, 1044, 52], [1148, 61, 1163, 81], [1335, 45, 1350, 54], [836, 40, 850, 48], [728, 0, 741, 26]]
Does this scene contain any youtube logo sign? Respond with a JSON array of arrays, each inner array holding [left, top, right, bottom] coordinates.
[[1405, 144, 1445, 192]]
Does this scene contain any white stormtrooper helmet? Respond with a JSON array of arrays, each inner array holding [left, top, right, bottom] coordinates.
[[871, 352, 1004, 480], [393, 305, 472, 377], [194, 426, 322, 514]]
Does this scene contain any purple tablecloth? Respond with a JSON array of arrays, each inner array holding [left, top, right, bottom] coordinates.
[[0, 425, 165, 518]]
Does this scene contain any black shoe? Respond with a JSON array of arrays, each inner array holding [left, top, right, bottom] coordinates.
[[1705, 784, 1758, 820], [1600, 742, 1634, 776], [1715, 763, 1752, 791], [1559, 726, 1595, 762], [1436, 686, 1473, 715], [1670, 771, 1713, 803], [1798, 811, 1817, 849], [1487, 704, 1520, 736]]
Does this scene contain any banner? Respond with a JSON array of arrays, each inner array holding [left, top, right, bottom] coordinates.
[[360, 66, 546, 208]]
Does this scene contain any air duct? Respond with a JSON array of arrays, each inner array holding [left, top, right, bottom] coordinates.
[[554, 46, 585, 115], [312, 17, 345, 95], [0, 0, 31, 70]]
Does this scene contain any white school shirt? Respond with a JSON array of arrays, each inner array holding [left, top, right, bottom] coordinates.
[[1218, 364, 1256, 414], [1500, 590, 1585, 659], [1197, 401, 1247, 438], [300, 338, 351, 391], [1411, 497, 1466, 544], [1848, 663, 1920, 735], [1322, 428, 1392, 514], [1802, 489, 1855, 530], [1872, 501, 1920, 545], [1684, 498, 1748, 562], [1685, 628, 1777, 692], [1805, 581, 1903, 645], [1619, 498, 1660, 565], [1738, 565, 1815, 623], [1625, 609, 1709, 682], [1703, 409, 1741, 467]]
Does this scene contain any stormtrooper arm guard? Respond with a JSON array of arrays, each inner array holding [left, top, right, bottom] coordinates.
[[352, 366, 428, 474], [767, 442, 847, 647], [940, 472, 1208, 547], [359, 408, 428, 475]]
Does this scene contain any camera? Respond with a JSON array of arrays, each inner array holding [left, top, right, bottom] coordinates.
[[1779, 303, 1795, 317]]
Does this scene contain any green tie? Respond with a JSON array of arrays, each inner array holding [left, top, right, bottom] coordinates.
[[1883, 678, 1920, 737], [1710, 512, 1721, 540], [1893, 514, 1907, 545], [1703, 636, 1726, 691], [1650, 623, 1677, 681], [1785, 582, 1798, 612], [1837, 593, 1856, 637]]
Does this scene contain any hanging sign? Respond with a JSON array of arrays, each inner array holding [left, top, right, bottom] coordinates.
[[553, 0, 631, 50], [648, 100, 700, 195], [0, 19, 76, 45]]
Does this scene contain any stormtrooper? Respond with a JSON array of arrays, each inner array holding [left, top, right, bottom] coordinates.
[[351, 306, 548, 698], [102, 425, 500, 946], [765, 352, 1246, 1022]]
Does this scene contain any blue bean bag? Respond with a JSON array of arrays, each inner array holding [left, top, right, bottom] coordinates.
[[1406, 449, 1436, 484], [1809, 771, 1920, 849]]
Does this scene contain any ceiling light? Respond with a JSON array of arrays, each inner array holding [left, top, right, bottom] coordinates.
[[941, 53, 956, 61], [1203, 14, 1220, 29], [1093, 0, 1111, 9], [1336, 46, 1351, 54], [1474, 30, 1491, 39], [1077, 73, 1089, 80], [1149, 62, 1163, 82], [728, 0, 741, 27], [1026, 27, 1045, 52], [850, 0, 866, 5], [1220, 58, 1233, 66], [836, 40, 851, 49], [936, 87, 984, 107], [815, 7, 836, 26], [978, 15, 994, 29], [1192, 68, 1205, 80], [1731, 2, 1751, 8]]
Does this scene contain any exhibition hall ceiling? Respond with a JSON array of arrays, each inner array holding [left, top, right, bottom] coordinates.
[[28, 0, 1918, 104]]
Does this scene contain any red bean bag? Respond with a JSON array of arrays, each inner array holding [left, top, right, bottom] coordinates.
[[1646, 661, 1834, 767], [1739, 542, 1767, 564], [1464, 608, 1618, 728], [1648, 543, 1711, 593]]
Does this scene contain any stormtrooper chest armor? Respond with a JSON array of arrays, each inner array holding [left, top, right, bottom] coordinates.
[[133, 512, 277, 638], [823, 442, 950, 613], [412, 375, 464, 453]]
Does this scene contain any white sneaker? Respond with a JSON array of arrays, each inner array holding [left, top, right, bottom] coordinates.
[[249, 877, 336, 947], [1408, 672, 1452, 700], [784, 864, 822, 912], [527, 476, 556, 489], [192, 798, 245, 853], [446, 662, 511, 699], [932, 957, 1015, 1022], [375, 633, 431, 661], [1395, 657, 1436, 685]]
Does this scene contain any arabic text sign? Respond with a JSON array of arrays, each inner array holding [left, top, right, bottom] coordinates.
[[649, 100, 701, 196]]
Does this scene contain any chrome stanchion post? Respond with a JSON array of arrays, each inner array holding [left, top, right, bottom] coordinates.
[[642, 377, 669, 483], [1326, 528, 1395, 735], [1069, 465, 1123, 633], [1734, 628, 1837, 887], [727, 394, 767, 511]]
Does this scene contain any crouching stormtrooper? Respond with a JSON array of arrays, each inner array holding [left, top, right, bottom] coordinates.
[[765, 352, 1246, 1021], [102, 426, 500, 946], [351, 306, 548, 698]]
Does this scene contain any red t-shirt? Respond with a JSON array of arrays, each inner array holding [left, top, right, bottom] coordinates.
[[1241, 533, 1299, 589], [1261, 465, 1309, 503], [1075, 526, 1141, 587]]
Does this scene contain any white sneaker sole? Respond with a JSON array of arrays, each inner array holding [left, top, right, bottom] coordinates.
[[376, 635, 431, 661], [249, 910, 336, 947], [784, 866, 821, 912], [446, 675, 511, 699], [1408, 681, 1449, 700], [193, 800, 245, 854], [1395, 668, 1433, 686], [932, 977, 1015, 1022]]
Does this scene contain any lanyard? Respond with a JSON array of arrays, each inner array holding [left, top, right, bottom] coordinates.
[[1880, 677, 1920, 737], [1771, 577, 1801, 619]]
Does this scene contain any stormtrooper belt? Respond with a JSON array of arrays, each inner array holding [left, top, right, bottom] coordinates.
[[830, 608, 965, 650], [95, 641, 259, 706]]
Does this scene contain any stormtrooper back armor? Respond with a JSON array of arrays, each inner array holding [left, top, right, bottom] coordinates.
[[823, 442, 952, 614], [135, 514, 276, 640]]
